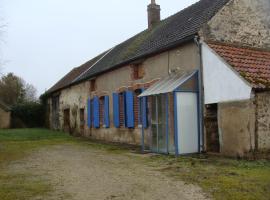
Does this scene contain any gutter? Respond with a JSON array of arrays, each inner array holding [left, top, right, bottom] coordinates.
[[194, 35, 205, 153]]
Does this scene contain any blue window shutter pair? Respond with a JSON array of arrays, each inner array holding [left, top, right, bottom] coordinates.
[[93, 96, 100, 128], [113, 93, 120, 128], [125, 91, 134, 128], [104, 96, 110, 128], [87, 98, 91, 128]]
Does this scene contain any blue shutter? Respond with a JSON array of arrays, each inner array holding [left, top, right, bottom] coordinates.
[[125, 91, 134, 128], [87, 98, 91, 128], [123, 92, 127, 127], [93, 96, 100, 128], [113, 93, 120, 128], [142, 95, 148, 128], [104, 96, 110, 128]]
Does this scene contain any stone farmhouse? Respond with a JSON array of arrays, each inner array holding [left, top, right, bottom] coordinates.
[[47, 0, 270, 157]]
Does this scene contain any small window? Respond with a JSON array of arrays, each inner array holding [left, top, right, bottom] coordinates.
[[90, 79, 96, 92], [132, 64, 144, 80]]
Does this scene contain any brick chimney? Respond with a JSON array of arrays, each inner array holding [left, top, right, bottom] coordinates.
[[147, 0, 161, 29]]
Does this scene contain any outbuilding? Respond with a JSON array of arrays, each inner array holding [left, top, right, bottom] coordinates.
[[139, 70, 201, 155], [0, 101, 11, 129]]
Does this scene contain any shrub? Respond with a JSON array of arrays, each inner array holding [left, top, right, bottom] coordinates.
[[11, 102, 45, 128]]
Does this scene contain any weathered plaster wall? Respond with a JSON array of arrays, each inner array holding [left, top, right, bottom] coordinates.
[[256, 91, 270, 150], [218, 100, 256, 157], [88, 42, 199, 145], [50, 42, 200, 145], [200, 0, 270, 49], [0, 108, 11, 129], [58, 81, 90, 135]]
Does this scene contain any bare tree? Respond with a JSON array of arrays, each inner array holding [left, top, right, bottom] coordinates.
[[24, 83, 38, 102]]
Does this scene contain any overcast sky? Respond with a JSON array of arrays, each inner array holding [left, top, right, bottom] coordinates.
[[1, 0, 199, 95]]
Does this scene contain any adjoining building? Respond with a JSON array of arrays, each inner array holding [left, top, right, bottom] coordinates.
[[47, 0, 270, 157], [0, 101, 11, 129]]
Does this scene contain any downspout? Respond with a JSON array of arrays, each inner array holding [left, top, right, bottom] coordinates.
[[194, 36, 205, 153]]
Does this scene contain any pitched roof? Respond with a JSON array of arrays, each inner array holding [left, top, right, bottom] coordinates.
[[208, 42, 270, 89], [48, 0, 229, 94], [75, 0, 229, 83], [47, 52, 107, 94]]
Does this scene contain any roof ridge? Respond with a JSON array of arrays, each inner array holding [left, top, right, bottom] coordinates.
[[48, 0, 230, 94]]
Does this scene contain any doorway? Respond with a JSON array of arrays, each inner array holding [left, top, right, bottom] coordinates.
[[63, 109, 70, 133], [205, 104, 220, 152], [151, 95, 168, 154], [176, 92, 199, 154]]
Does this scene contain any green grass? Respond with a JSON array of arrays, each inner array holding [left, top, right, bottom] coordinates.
[[145, 155, 270, 200], [0, 128, 269, 200], [0, 129, 74, 200]]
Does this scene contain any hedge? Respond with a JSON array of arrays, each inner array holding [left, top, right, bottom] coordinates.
[[11, 102, 45, 128]]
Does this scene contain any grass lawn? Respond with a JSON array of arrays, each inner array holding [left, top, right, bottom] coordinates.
[[0, 128, 269, 200], [0, 129, 74, 200]]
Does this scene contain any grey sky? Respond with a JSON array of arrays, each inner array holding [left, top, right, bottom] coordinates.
[[1, 0, 199, 95]]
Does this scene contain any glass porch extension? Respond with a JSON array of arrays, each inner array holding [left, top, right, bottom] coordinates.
[[139, 70, 201, 155]]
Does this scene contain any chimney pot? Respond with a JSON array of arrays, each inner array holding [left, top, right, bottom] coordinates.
[[147, 0, 161, 29]]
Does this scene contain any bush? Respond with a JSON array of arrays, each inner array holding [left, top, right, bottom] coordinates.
[[11, 102, 45, 128]]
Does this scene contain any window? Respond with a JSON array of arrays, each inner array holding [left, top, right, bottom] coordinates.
[[113, 91, 135, 129], [90, 79, 96, 92], [134, 89, 142, 126], [88, 96, 110, 128], [132, 64, 144, 80], [119, 92, 125, 127], [99, 96, 105, 126], [92, 96, 100, 128]]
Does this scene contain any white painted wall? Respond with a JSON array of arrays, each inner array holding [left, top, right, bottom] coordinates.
[[202, 43, 252, 104]]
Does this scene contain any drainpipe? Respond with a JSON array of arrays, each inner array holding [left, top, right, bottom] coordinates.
[[194, 36, 205, 153]]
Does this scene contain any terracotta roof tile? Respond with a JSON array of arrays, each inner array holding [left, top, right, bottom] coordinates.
[[208, 43, 270, 89]]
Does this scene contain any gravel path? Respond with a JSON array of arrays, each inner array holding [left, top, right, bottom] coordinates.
[[10, 144, 209, 200]]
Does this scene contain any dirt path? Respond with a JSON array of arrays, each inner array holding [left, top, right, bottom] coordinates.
[[9, 144, 210, 200]]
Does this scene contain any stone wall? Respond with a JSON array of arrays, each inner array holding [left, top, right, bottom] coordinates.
[[58, 81, 90, 136], [200, 0, 270, 49], [49, 42, 200, 145], [218, 99, 256, 157], [255, 91, 270, 150], [0, 108, 11, 129], [204, 104, 220, 153]]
